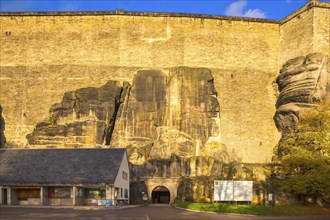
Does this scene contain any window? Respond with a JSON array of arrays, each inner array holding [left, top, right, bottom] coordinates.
[[121, 188, 123, 198], [48, 187, 71, 198], [122, 171, 128, 180], [77, 188, 85, 197], [115, 188, 119, 198], [85, 189, 105, 199], [18, 189, 40, 201], [124, 189, 128, 199]]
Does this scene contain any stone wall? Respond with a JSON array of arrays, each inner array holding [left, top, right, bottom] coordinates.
[[0, 12, 280, 163], [313, 6, 330, 57], [0, 1, 329, 162], [0, 13, 279, 70], [279, 1, 330, 66]]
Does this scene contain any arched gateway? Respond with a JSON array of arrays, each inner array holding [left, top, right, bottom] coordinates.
[[151, 186, 170, 204]]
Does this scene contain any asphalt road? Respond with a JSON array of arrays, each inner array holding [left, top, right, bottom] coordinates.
[[1, 204, 329, 220]]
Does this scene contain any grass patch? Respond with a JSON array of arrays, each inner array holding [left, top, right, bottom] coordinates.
[[176, 202, 330, 216]]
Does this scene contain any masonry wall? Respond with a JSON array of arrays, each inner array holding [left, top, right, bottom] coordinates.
[[1, 12, 279, 163], [313, 6, 330, 57], [279, 3, 330, 66], [279, 4, 314, 66]]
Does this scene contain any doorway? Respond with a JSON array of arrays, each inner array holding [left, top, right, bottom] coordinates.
[[151, 186, 170, 204], [2, 188, 7, 205]]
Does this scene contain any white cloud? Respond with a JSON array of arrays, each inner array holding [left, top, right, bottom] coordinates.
[[225, 0, 266, 19], [225, 0, 247, 17], [244, 9, 266, 18]]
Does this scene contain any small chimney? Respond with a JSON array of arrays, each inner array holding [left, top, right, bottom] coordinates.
[[116, 9, 125, 14]]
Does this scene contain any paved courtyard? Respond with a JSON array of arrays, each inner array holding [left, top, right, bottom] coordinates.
[[1, 205, 330, 220]]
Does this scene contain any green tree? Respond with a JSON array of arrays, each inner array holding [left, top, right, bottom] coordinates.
[[274, 103, 330, 205]]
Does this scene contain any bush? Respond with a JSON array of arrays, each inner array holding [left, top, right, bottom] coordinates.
[[273, 103, 330, 206]]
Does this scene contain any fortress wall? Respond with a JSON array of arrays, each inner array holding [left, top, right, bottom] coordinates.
[[279, 3, 330, 66], [1, 14, 279, 69], [279, 5, 314, 66], [0, 13, 280, 162], [313, 6, 330, 57]]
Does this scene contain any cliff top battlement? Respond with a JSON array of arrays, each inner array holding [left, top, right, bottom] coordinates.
[[0, 0, 329, 24], [0, 9, 278, 24], [280, 0, 330, 24]]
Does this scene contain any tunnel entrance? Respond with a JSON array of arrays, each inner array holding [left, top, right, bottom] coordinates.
[[151, 186, 170, 204]]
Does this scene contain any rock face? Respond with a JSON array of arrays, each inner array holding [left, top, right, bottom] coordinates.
[[27, 67, 222, 156], [129, 155, 257, 179], [27, 81, 130, 148], [0, 105, 6, 147], [111, 67, 222, 164], [274, 53, 329, 137], [26, 67, 259, 203]]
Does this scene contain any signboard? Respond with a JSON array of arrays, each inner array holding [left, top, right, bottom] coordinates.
[[98, 199, 114, 206], [233, 181, 253, 201], [214, 180, 253, 202], [268, 193, 273, 201], [214, 180, 234, 201]]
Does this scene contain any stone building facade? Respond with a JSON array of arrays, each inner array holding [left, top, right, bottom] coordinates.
[[0, 149, 129, 206]]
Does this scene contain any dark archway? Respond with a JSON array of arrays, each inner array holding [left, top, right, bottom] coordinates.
[[151, 186, 170, 204]]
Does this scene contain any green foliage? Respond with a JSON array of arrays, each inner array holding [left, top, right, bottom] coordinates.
[[176, 202, 330, 216], [195, 196, 210, 203], [274, 103, 330, 204]]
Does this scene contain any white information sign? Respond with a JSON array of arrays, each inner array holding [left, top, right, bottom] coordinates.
[[214, 180, 234, 201], [233, 181, 253, 201], [214, 180, 253, 202]]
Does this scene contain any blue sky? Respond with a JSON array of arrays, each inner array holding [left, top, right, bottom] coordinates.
[[0, 0, 327, 20]]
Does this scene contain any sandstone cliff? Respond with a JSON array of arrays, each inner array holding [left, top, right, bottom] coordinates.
[[274, 53, 329, 140], [111, 67, 222, 164], [26, 81, 130, 148], [27, 67, 225, 160]]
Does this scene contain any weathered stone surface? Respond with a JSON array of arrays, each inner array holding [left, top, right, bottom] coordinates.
[[113, 70, 167, 145], [129, 155, 262, 181], [163, 67, 220, 157], [111, 67, 221, 164], [176, 166, 266, 203], [0, 105, 6, 147], [26, 81, 130, 148], [129, 181, 148, 204], [274, 53, 329, 135], [129, 160, 266, 203]]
